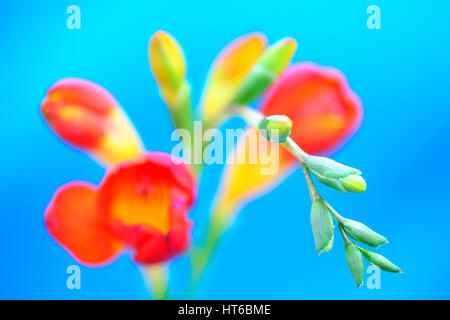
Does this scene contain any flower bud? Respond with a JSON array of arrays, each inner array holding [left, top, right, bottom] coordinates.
[[310, 199, 334, 254], [258, 115, 292, 143], [342, 219, 388, 247], [149, 31, 194, 134], [149, 31, 186, 107], [359, 247, 402, 273], [345, 241, 364, 288], [304, 155, 366, 193], [232, 38, 297, 105], [200, 33, 266, 125], [41, 78, 143, 166]]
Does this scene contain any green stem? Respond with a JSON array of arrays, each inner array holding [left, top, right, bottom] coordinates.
[[299, 162, 320, 202], [323, 200, 346, 224], [228, 104, 265, 127], [144, 264, 169, 300], [282, 137, 308, 163], [187, 206, 229, 298]]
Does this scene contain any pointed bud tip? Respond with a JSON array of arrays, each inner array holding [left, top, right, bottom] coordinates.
[[150, 30, 169, 47], [249, 31, 268, 43], [372, 238, 389, 248], [340, 174, 366, 192], [282, 37, 297, 50], [153, 30, 170, 39]]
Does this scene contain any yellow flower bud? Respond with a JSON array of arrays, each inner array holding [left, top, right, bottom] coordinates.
[[149, 30, 186, 107]]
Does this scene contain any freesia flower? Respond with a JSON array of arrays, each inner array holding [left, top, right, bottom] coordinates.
[[45, 152, 196, 266], [214, 63, 363, 215], [41, 78, 144, 166]]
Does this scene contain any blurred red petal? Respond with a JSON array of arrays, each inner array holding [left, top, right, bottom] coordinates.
[[44, 182, 122, 266], [41, 79, 114, 149], [41, 78, 144, 166], [261, 62, 362, 156]]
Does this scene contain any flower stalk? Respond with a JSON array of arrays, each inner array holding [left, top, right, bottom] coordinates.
[[214, 105, 400, 288], [144, 264, 169, 300]]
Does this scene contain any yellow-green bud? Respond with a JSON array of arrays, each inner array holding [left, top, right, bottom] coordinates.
[[258, 115, 293, 143], [148, 31, 193, 134], [340, 174, 366, 193], [149, 31, 186, 107], [304, 155, 366, 193]]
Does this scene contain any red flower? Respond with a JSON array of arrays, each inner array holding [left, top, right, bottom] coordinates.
[[45, 152, 196, 266]]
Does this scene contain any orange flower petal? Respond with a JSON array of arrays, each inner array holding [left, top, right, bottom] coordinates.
[[215, 63, 362, 213], [97, 152, 196, 264], [41, 78, 144, 166], [44, 182, 122, 266], [200, 33, 267, 124]]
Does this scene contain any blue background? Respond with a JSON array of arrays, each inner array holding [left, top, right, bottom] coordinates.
[[1, 0, 449, 299]]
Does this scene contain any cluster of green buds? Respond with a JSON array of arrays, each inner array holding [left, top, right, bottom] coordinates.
[[256, 114, 402, 288]]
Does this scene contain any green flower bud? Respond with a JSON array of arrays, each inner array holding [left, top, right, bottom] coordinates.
[[359, 248, 402, 273], [345, 242, 364, 288], [258, 115, 293, 143], [232, 38, 297, 105], [310, 199, 334, 254], [342, 219, 388, 247], [304, 155, 366, 193]]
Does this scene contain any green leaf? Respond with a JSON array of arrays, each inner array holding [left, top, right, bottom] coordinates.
[[310, 199, 334, 254], [345, 242, 365, 288], [342, 219, 388, 247], [359, 248, 402, 273], [304, 155, 366, 193]]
